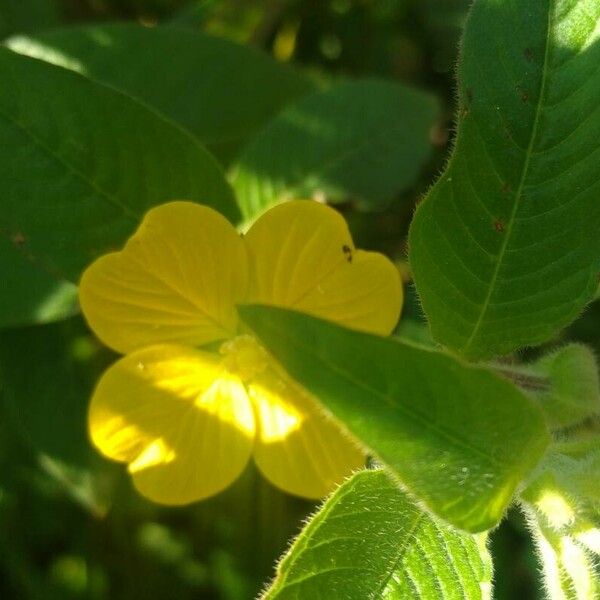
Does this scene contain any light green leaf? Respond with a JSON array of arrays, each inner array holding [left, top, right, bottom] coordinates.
[[263, 470, 493, 599], [524, 503, 600, 600], [0, 317, 117, 514], [231, 79, 439, 220], [532, 344, 600, 429], [6, 23, 313, 162], [240, 305, 550, 532], [409, 0, 600, 359], [0, 237, 78, 328], [0, 47, 237, 283], [521, 433, 600, 599]]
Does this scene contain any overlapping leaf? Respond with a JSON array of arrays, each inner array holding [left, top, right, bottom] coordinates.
[[409, 0, 600, 358], [0, 237, 78, 328], [232, 80, 439, 220], [241, 305, 550, 532], [6, 24, 313, 161], [0, 317, 117, 513], [263, 470, 492, 599], [0, 47, 237, 284]]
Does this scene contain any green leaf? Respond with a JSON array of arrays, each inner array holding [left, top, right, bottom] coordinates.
[[0, 47, 237, 283], [6, 23, 313, 162], [409, 0, 600, 359], [240, 305, 550, 532], [521, 433, 600, 598], [532, 344, 600, 429], [0, 0, 60, 39], [0, 317, 117, 514], [523, 503, 600, 600], [231, 79, 439, 220], [263, 470, 493, 599], [0, 237, 78, 328]]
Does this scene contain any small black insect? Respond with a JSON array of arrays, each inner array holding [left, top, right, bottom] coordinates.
[[342, 244, 353, 263]]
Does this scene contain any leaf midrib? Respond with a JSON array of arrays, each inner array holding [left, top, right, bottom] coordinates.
[[249, 312, 510, 470], [0, 106, 140, 222], [461, 2, 554, 355], [372, 513, 426, 599]]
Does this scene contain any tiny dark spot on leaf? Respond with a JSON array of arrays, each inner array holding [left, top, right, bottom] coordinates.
[[501, 182, 512, 194], [466, 88, 473, 103], [11, 232, 26, 247], [520, 90, 529, 103], [494, 220, 505, 233], [524, 47, 534, 62]]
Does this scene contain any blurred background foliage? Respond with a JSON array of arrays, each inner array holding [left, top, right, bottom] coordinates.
[[3, 0, 594, 598]]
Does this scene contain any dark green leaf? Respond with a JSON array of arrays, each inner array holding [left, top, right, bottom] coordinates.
[[6, 24, 313, 162], [232, 79, 439, 220], [409, 0, 600, 359], [0, 0, 60, 39], [0, 47, 237, 283], [240, 305, 550, 532], [0, 237, 78, 328], [0, 317, 117, 513], [263, 470, 493, 599]]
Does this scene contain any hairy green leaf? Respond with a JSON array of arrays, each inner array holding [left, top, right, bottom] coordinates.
[[409, 0, 600, 358], [0, 47, 237, 283], [263, 470, 492, 599], [232, 80, 439, 220], [532, 344, 600, 429], [6, 23, 313, 162], [521, 431, 600, 599], [240, 305, 550, 532], [524, 503, 600, 600]]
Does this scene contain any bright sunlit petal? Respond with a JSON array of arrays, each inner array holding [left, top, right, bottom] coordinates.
[[79, 202, 248, 354], [248, 367, 365, 499], [89, 344, 255, 505], [244, 200, 402, 335]]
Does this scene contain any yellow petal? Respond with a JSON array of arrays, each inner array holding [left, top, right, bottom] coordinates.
[[244, 200, 402, 335], [248, 368, 365, 499], [295, 249, 403, 335], [79, 202, 247, 353], [89, 344, 255, 505]]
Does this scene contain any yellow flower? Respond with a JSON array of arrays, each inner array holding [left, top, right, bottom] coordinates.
[[79, 200, 402, 505]]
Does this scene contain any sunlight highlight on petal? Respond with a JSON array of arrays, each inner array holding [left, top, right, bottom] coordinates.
[[248, 367, 364, 499], [89, 345, 255, 505]]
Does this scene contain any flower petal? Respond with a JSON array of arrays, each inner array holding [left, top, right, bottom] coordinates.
[[244, 200, 402, 335], [89, 344, 255, 505], [80, 202, 247, 353], [248, 368, 364, 499], [294, 249, 403, 335]]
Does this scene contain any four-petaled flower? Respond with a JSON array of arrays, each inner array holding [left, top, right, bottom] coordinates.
[[79, 200, 402, 504]]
